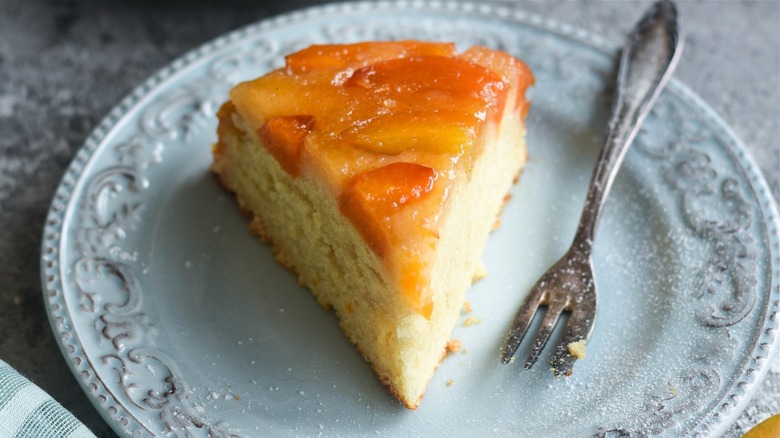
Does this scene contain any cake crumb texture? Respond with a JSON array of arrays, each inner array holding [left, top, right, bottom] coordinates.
[[567, 340, 587, 360], [211, 41, 532, 409]]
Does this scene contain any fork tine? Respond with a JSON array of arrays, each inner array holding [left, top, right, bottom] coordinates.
[[523, 300, 566, 369], [550, 294, 597, 376], [500, 287, 546, 364]]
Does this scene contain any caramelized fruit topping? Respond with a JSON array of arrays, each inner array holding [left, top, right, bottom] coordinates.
[[285, 41, 456, 73], [346, 55, 507, 117], [459, 46, 535, 114], [339, 162, 437, 257], [340, 111, 478, 156], [257, 115, 316, 177]]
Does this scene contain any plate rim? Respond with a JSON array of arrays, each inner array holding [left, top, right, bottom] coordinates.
[[40, 1, 780, 436]]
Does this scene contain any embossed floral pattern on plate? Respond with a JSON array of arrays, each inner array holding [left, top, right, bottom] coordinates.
[[41, 2, 779, 437]]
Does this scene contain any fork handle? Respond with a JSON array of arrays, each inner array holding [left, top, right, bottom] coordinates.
[[573, 0, 683, 250]]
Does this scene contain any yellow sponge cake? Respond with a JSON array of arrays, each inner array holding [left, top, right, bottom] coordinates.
[[211, 41, 533, 409]]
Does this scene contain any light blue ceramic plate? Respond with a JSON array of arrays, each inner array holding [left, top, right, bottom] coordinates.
[[42, 2, 779, 437]]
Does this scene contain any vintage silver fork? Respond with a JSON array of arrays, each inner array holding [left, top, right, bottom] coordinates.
[[500, 0, 683, 376]]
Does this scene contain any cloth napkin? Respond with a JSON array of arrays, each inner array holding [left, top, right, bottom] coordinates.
[[0, 360, 95, 438]]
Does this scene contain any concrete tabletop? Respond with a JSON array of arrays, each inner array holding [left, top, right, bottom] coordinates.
[[0, 1, 777, 436]]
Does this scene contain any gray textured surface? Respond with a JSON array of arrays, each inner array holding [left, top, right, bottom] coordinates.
[[0, 0, 776, 436]]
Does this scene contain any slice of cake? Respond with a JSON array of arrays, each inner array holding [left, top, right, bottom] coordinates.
[[211, 41, 533, 409]]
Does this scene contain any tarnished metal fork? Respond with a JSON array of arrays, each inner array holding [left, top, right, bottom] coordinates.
[[500, 0, 683, 376]]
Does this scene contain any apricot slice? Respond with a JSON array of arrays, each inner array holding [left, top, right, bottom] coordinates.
[[339, 162, 437, 257], [286, 41, 456, 73], [398, 258, 435, 319], [340, 111, 478, 156], [230, 74, 339, 128], [459, 46, 534, 113], [257, 115, 315, 176], [346, 55, 507, 113]]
